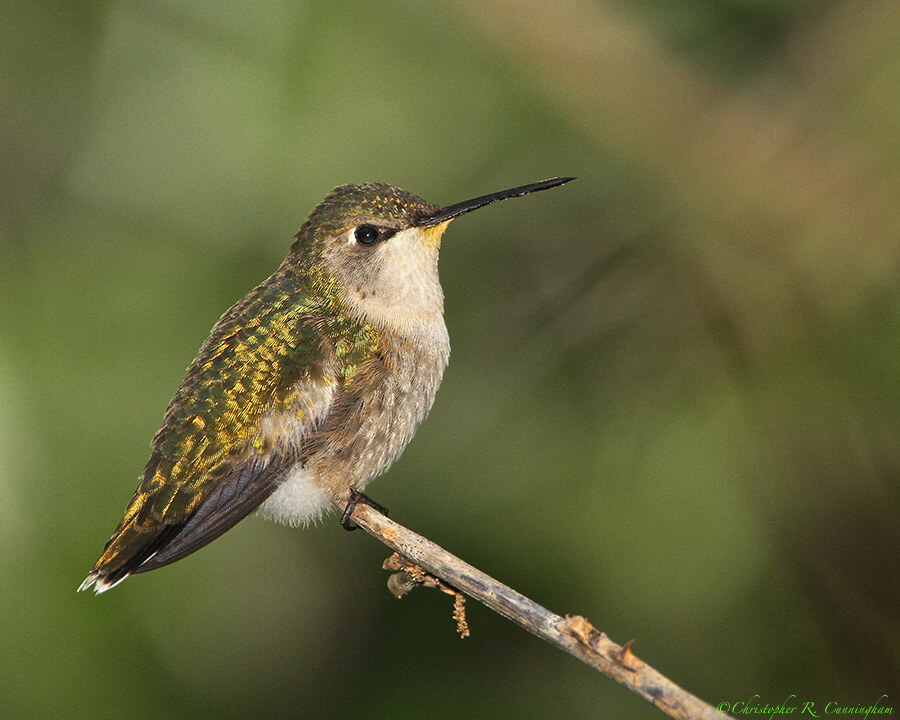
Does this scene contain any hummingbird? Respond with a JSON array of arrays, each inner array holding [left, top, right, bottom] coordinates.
[[79, 176, 575, 593]]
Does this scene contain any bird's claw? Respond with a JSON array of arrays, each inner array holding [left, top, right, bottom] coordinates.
[[340, 488, 389, 531]]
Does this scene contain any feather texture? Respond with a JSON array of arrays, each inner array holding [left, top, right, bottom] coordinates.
[[80, 258, 383, 592], [79, 182, 465, 593]]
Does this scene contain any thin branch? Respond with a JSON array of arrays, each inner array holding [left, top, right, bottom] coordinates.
[[339, 501, 731, 720]]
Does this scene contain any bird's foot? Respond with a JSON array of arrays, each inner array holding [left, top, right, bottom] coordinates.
[[341, 489, 389, 531]]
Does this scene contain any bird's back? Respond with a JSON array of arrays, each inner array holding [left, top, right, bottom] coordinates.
[[81, 262, 382, 590]]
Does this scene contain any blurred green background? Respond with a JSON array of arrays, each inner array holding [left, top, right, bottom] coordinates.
[[2, 1, 898, 718]]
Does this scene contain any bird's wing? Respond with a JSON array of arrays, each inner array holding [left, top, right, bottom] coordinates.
[[81, 273, 380, 592], [131, 453, 289, 573]]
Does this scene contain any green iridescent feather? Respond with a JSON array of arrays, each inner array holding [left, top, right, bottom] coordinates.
[[85, 182, 442, 585], [95, 260, 381, 566]]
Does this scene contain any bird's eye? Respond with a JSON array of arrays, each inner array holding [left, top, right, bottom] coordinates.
[[355, 225, 380, 245]]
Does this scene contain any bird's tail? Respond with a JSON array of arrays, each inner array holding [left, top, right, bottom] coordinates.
[[79, 457, 284, 593]]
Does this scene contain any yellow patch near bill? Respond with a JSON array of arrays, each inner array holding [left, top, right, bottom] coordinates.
[[422, 220, 451, 248]]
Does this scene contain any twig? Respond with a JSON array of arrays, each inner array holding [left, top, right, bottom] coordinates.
[[339, 501, 731, 720]]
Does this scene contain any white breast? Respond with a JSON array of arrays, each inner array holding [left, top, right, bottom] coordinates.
[[257, 466, 331, 526], [340, 226, 446, 341]]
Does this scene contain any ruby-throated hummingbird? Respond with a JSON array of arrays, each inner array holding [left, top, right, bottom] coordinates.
[[79, 177, 575, 593]]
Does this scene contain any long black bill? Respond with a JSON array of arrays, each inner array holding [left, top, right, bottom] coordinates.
[[417, 176, 576, 227]]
